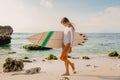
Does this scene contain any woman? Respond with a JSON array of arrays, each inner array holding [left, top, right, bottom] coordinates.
[[60, 17, 76, 76]]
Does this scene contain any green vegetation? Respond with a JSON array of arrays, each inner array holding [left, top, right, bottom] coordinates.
[[23, 56, 29, 59], [108, 51, 119, 57], [68, 56, 79, 59], [82, 56, 90, 60], [45, 54, 58, 60]]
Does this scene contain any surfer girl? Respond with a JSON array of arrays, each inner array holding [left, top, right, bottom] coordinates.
[[60, 17, 76, 76]]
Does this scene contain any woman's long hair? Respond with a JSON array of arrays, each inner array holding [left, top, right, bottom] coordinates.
[[61, 17, 75, 31]]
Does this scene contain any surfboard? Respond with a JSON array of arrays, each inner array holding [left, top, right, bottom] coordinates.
[[27, 31, 88, 48]]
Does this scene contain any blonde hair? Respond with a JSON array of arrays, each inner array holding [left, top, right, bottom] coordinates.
[[61, 17, 75, 31]]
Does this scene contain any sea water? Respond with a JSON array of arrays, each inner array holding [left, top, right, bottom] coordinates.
[[0, 33, 120, 59]]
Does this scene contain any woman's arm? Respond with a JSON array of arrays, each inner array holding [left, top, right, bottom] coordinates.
[[68, 27, 74, 53], [62, 42, 65, 51], [70, 27, 74, 47]]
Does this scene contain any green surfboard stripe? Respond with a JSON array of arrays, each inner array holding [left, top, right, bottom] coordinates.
[[41, 31, 54, 47], [36, 32, 44, 44]]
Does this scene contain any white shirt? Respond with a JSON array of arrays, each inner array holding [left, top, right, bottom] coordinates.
[[63, 27, 75, 47]]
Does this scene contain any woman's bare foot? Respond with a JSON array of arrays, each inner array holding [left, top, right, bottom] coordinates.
[[71, 63, 76, 74], [61, 73, 70, 76]]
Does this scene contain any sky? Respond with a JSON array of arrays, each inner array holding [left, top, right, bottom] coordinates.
[[0, 0, 120, 33]]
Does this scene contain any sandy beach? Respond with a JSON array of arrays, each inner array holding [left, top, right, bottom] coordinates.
[[0, 33, 120, 80], [0, 0, 120, 80], [0, 54, 120, 80]]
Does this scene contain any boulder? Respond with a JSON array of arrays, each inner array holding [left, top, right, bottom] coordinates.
[[0, 25, 13, 45], [3, 57, 24, 72], [23, 44, 52, 50], [25, 67, 41, 74], [108, 51, 119, 57]]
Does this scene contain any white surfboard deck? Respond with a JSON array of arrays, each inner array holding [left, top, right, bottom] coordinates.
[[27, 31, 88, 48]]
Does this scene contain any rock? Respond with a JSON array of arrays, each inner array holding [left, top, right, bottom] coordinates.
[[21, 59, 32, 63], [68, 56, 79, 59], [68, 56, 72, 58], [23, 44, 52, 50], [0, 25, 13, 45], [33, 59, 36, 61], [42, 59, 46, 62], [5, 57, 13, 63], [108, 51, 119, 57], [82, 56, 90, 60], [94, 66, 98, 68], [45, 54, 58, 60], [23, 56, 29, 59], [60, 77, 70, 80], [3, 58, 24, 72], [8, 52, 16, 54], [86, 64, 91, 67], [25, 67, 41, 74], [71, 57, 79, 59]]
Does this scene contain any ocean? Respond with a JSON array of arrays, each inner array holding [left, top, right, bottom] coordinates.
[[0, 33, 120, 60]]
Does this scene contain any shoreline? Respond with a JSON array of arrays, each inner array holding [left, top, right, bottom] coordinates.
[[0, 54, 120, 80]]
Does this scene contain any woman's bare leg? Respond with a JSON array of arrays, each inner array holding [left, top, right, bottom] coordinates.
[[61, 56, 76, 75], [64, 59, 76, 74], [60, 43, 76, 75], [60, 44, 70, 75], [64, 61, 69, 75]]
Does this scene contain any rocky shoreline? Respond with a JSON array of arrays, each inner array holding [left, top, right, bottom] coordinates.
[[0, 25, 13, 45]]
